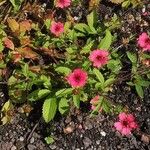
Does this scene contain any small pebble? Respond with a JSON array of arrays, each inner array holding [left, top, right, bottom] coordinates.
[[30, 137, 35, 144], [100, 131, 106, 137], [27, 144, 36, 150], [11, 145, 17, 150], [19, 136, 24, 142]]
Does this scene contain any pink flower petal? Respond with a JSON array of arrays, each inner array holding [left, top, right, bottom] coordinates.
[[129, 122, 138, 129], [121, 127, 131, 135], [127, 114, 135, 122], [119, 112, 127, 121], [114, 122, 123, 131], [56, 0, 71, 8]]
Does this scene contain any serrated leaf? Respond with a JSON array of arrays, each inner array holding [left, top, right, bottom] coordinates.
[[135, 84, 144, 98], [74, 23, 90, 33], [55, 88, 72, 97], [58, 98, 69, 114], [42, 98, 57, 123], [127, 51, 137, 64], [28, 89, 51, 101], [104, 78, 115, 87], [73, 95, 80, 108], [98, 30, 112, 50], [55, 67, 71, 75], [93, 68, 105, 83]]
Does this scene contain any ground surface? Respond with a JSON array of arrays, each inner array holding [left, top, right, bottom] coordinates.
[[0, 86, 150, 150]]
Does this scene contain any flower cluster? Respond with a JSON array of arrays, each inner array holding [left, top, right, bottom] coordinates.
[[114, 112, 138, 136], [137, 32, 150, 51], [66, 49, 109, 88]]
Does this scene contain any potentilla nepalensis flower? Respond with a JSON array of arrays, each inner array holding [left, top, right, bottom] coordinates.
[[137, 32, 150, 51], [3, 38, 14, 50], [50, 22, 64, 37], [89, 49, 109, 68], [66, 68, 88, 88], [114, 112, 138, 136], [56, 0, 71, 8], [90, 95, 102, 112]]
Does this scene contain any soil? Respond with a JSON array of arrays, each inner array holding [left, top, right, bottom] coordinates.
[[0, 0, 150, 150], [0, 86, 150, 150]]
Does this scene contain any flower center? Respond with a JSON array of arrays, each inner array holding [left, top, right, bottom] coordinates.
[[122, 120, 128, 127], [59, 0, 65, 3], [96, 55, 103, 61], [55, 26, 60, 32], [74, 75, 81, 82], [145, 38, 150, 44]]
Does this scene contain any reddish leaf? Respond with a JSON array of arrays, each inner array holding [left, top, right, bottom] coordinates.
[[3, 38, 14, 50], [19, 20, 32, 33]]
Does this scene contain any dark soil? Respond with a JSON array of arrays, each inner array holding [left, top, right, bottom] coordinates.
[[0, 86, 150, 150]]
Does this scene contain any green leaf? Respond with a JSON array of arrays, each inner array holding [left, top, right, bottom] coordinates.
[[44, 19, 51, 30], [55, 88, 73, 97], [74, 23, 90, 33], [136, 80, 150, 87], [22, 63, 29, 77], [98, 30, 112, 50], [55, 67, 71, 75], [58, 98, 69, 114], [45, 136, 54, 144], [107, 59, 122, 73], [135, 84, 144, 98], [127, 51, 137, 64], [28, 89, 51, 102], [122, 0, 131, 8], [73, 95, 80, 109], [101, 99, 112, 113], [104, 78, 115, 87], [93, 68, 105, 84], [87, 10, 97, 31], [9, 0, 23, 11], [0, 40, 4, 52], [81, 40, 94, 54], [42, 97, 57, 123]]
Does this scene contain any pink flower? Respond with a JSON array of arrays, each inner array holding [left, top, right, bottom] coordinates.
[[89, 49, 109, 68], [137, 32, 150, 51], [90, 95, 102, 112], [114, 112, 138, 136], [66, 68, 88, 88], [3, 38, 14, 50], [56, 0, 71, 8], [50, 22, 64, 37]]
